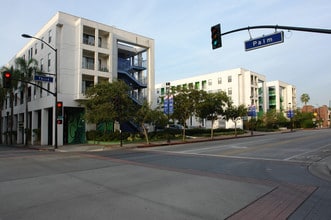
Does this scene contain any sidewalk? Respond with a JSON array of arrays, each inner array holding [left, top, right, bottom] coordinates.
[[34, 131, 261, 152]]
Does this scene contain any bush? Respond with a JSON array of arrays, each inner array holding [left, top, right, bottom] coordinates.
[[86, 130, 135, 142], [301, 119, 314, 128]]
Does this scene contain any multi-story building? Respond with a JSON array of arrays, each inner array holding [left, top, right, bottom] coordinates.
[[302, 105, 330, 128], [266, 80, 296, 112], [155, 68, 268, 129], [2, 12, 155, 146], [155, 68, 296, 129]]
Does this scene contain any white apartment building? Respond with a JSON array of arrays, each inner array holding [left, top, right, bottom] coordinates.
[[155, 68, 296, 129], [2, 12, 155, 146], [266, 80, 296, 111], [155, 68, 268, 129]]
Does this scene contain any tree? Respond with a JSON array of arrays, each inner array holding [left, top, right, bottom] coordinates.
[[294, 110, 314, 128], [300, 93, 310, 106], [15, 57, 38, 146], [135, 101, 166, 144], [81, 80, 135, 140], [225, 104, 247, 137], [262, 109, 288, 129], [196, 91, 229, 139], [172, 88, 203, 141]]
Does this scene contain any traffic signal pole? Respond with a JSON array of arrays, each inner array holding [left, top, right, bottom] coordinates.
[[221, 25, 331, 37], [211, 24, 331, 50]]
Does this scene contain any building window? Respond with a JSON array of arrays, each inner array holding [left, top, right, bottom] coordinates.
[[82, 56, 95, 70], [228, 87, 232, 95], [35, 43, 38, 55], [188, 83, 193, 89], [38, 82, 42, 98], [83, 34, 95, 46], [48, 30, 52, 43], [202, 80, 207, 90], [98, 37, 102, 47], [28, 48, 33, 59], [208, 79, 212, 86], [228, 76, 232, 83], [195, 82, 200, 90], [48, 53, 51, 72], [41, 37, 44, 50], [40, 58, 43, 72], [47, 83, 50, 96], [218, 77, 222, 84], [20, 91, 24, 104], [82, 80, 94, 94]]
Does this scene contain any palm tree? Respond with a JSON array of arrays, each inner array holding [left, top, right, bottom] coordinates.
[[15, 57, 38, 146], [300, 93, 310, 106]]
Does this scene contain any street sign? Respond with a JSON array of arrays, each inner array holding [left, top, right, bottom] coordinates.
[[287, 110, 294, 118], [248, 106, 256, 117], [245, 31, 284, 51], [164, 95, 174, 115], [34, 75, 54, 83]]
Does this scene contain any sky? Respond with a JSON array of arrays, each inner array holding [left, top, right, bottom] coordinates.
[[1, 0, 330, 107]]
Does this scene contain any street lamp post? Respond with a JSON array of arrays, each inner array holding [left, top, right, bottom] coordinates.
[[22, 34, 58, 149]]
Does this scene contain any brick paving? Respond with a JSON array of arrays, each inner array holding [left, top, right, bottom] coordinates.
[[226, 183, 317, 220]]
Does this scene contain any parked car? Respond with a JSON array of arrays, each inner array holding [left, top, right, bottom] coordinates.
[[169, 124, 184, 130]]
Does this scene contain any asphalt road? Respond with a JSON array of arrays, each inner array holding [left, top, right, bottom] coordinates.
[[143, 129, 331, 163], [0, 129, 330, 219]]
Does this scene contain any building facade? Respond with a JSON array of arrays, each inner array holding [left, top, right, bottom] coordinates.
[[302, 105, 330, 128], [155, 68, 296, 129], [266, 80, 296, 112], [2, 12, 155, 146]]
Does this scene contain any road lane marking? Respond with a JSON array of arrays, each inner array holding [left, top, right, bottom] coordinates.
[[284, 143, 331, 161], [136, 148, 307, 164], [178, 145, 247, 154]]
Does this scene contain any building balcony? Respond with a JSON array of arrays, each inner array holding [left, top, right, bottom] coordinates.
[[118, 58, 146, 72], [98, 66, 109, 72], [118, 70, 147, 89]]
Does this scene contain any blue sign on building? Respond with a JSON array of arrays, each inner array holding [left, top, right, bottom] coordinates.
[[164, 95, 174, 114], [245, 31, 284, 51], [287, 110, 294, 118], [248, 106, 256, 117]]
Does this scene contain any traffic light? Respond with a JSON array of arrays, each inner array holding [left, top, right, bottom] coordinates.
[[56, 101, 63, 124], [56, 101, 63, 117], [211, 24, 222, 49], [2, 71, 12, 88]]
